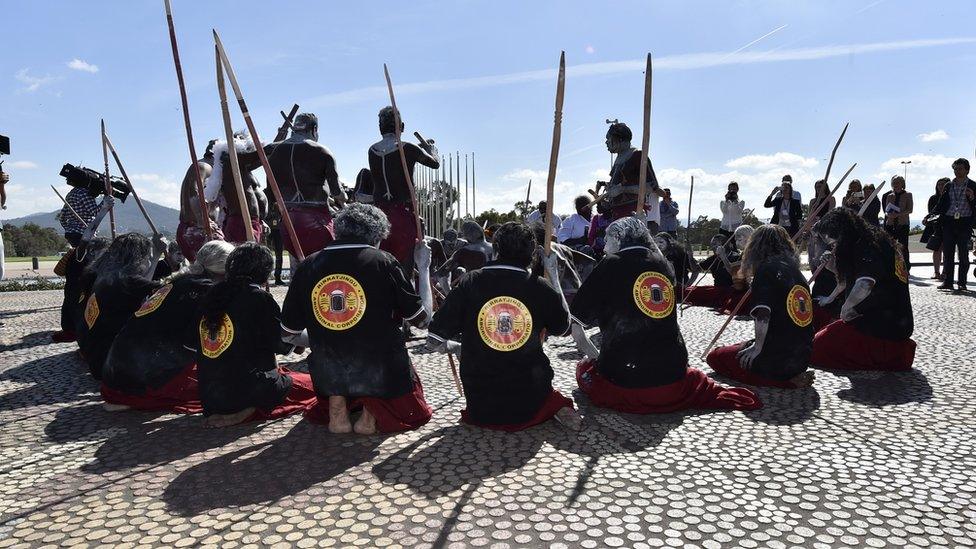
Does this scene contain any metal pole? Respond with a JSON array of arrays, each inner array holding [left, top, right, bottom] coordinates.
[[472, 151, 476, 218], [465, 153, 469, 218]]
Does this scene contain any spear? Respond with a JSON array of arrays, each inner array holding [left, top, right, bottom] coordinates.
[[456, 151, 461, 225], [472, 152, 476, 218], [100, 119, 117, 238], [543, 51, 567, 255], [163, 0, 213, 239], [51, 185, 87, 226], [103, 129, 160, 237], [382, 63, 423, 240], [681, 174, 694, 316], [214, 30, 305, 259], [525, 179, 532, 217], [635, 53, 652, 216], [464, 153, 469, 218], [215, 45, 255, 243], [275, 104, 300, 142]]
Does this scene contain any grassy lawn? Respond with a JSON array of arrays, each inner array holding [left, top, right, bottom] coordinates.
[[6, 256, 62, 262]]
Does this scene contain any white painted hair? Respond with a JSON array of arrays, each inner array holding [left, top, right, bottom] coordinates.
[[203, 132, 256, 203]]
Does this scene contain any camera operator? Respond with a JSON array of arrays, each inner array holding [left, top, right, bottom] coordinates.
[[59, 186, 102, 246], [0, 167, 7, 281]]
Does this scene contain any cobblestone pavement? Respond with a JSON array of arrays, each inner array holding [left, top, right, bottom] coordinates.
[[0, 273, 974, 548]]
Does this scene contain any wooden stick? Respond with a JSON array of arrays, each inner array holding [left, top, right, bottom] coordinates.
[[214, 46, 255, 243], [214, 30, 304, 259], [100, 119, 117, 238], [525, 179, 532, 213], [163, 0, 213, 239], [858, 181, 886, 216], [103, 130, 160, 237], [543, 51, 566, 255], [275, 104, 300, 142], [51, 185, 87, 226], [681, 174, 694, 316], [382, 63, 423, 241], [447, 352, 463, 397], [635, 53, 652, 216]]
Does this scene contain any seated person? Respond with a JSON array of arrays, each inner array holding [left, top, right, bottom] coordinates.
[[810, 209, 916, 371], [281, 204, 434, 435], [530, 222, 584, 303], [426, 222, 582, 431], [683, 225, 753, 311], [654, 231, 699, 292], [152, 240, 186, 280], [556, 195, 593, 252], [706, 225, 815, 388], [187, 242, 316, 427], [52, 237, 110, 343], [100, 241, 235, 413], [571, 217, 760, 412]]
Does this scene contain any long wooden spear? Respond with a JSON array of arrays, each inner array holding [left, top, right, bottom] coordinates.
[[275, 104, 300, 142], [382, 63, 423, 240], [635, 53, 652, 216], [103, 129, 160, 237], [525, 178, 532, 215], [215, 46, 255, 243], [214, 30, 305, 260], [51, 185, 87, 226], [543, 51, 566, 255], [163, 0, 212, 239], [100, 119, 117, 238], [681, 174, 694, 316]]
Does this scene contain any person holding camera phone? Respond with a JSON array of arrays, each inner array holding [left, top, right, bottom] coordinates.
[[764, 176, 803, 238], [719, 181, 744, 238]]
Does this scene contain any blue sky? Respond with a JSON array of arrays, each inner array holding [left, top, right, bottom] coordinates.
[[2, 0, 975, 223]]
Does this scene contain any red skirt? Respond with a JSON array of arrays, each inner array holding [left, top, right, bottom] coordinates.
[[577, 359, 762, 412], [100, 362, 203, 414], [303, 379, 433, 433], [246, 370, 318, 422], [683, 285, 750, 312], [281, 206, 335, 258], [222, 215, 264, 244], [706, 344, 801, 389], [461, 390, 574, 432], [176, 222, 223, 263], [811, 320, 916, 372], [377, 202, 418, 267], [812, 304, 838, 332]]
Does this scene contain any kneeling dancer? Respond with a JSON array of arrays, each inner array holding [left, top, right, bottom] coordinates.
[[572, 217, 761, 411], [189, 242, 316, 427], [706, 224, 815, 388], [809, 209, 916, 371], [426, 222, 582, 431], [281, 203, 434, 434], [100, 241, 234, 413], [683, 225, 753, 312]]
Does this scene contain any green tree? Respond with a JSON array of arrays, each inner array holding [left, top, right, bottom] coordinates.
[[3, 223, 68, 257]]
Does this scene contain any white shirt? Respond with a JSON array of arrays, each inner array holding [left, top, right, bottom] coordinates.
[[556, 213, 589, 243], [527, 209, 561, 231], [720, 199, 745, 231]]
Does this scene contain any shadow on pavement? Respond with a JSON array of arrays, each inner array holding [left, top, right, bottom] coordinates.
[[834, 368, 933, 406], [0, 351, 97, 412]]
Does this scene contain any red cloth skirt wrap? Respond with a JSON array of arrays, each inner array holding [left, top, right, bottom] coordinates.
[[303, 379, 433, 433], [706, 343, 801, 389], [222, 215, 264, 244], [811, 320, 916, 372], [176, 222, 224, 263], [100, 362, 203, 414], [461, 390, 574, 432], [577, 359, 762, 412], [812, 304, 838, 333], [246, 370, 318, 422], [281, 206, 335, 258], [377, 202, 418, 267], [683, 285, 750, 312]]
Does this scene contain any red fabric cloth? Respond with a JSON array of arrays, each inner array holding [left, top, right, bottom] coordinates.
[[706, 344, 799, 389], [280, 206, 335, 258], [577, 359, 762, 412], [812, 304, 838, 332], [377, 202, 418, 266], [100, 362, 203, 413], [176, 222, 224, 263], [461, 390, 574, 432], [304, 379, 433, 433], [683, 285, 750, 312], [610, 202, 649, 221], [222, 215, 264, 244], [246, 370, 318, 422], [811, 320, 916, 372]]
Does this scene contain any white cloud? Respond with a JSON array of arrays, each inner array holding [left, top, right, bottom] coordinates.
[[10, 161, 38, 169], [67, 58, 99, 73], [502, 168, 547, 182], [14, 69, 58, 92], [917, 130, 949, 142], [724, 152, 818, 171], [873, 154, 956, 189], [585, 45, 595, 54], [129, 173, 181, 209]]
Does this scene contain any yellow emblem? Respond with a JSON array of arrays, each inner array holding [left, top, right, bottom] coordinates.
[[786, 285, 813, 328], [134, 284, 172, 318], [894, 254, 908, 284], [84, 294, 100, 329], [199, 314, 234, 359], [633, 271, 674, 319], [477, 296, 533, 352], [312, 274, 367, 331]]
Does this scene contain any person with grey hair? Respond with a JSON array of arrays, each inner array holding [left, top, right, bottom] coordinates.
[[434, 221, 493, 293], [282, 203, 434, 434], [100, 240, 235, 412], [571, 217, 761, 413]]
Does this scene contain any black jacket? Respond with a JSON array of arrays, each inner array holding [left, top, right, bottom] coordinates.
[[764, 195, 803, 229]]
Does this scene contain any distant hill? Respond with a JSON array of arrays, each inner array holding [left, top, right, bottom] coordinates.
[[4, 199, 180, 236]]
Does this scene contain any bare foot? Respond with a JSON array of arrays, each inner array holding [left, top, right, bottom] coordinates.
[[790, 371, 815, 388], [554, 407, 583, 431], [102, 402, 131, 412], [204, 407, 255, 428], [328, 396, 352, 434], [353, 409, 378, 435]]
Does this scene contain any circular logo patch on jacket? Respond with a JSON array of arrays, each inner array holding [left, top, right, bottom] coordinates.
[[312, 274, 366, 331], [134, 284, 172, 318], [477, 296, 533, 352], [199, 315, 234, 359], [633, 271, 674, 319], [894, 254, 908, 284], [786, 285, 813, 327], [84, 295, 100, 329]]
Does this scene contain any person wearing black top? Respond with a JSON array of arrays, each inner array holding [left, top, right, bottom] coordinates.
[[707, 225, 815, 388], [860, 184, 882, 227], [281, 204, 434, 435], [764, 180, 803, 237], [100, 240, 234, 413], [936, 158, 976, 292], [683, 225, 753, 311], [920, 178, 949, 280], [653, 232, 698, 291], [811, 209, 916, 371], [572, 217, 760, 412], [426, 222, 581, 431], [187, 242, 316, 427], [52, 238, 110, 343]]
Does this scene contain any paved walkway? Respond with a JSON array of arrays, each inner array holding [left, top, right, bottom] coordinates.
[[0, 272, 973, 548]]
